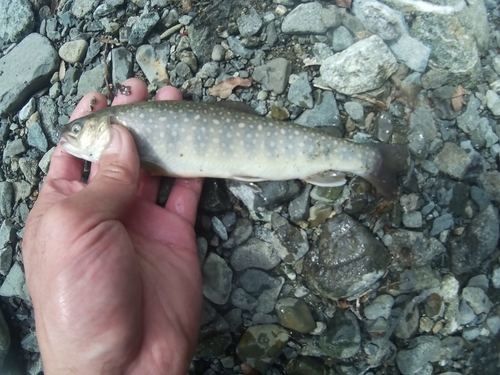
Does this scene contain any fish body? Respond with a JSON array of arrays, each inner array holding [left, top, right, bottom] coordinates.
[[61, 101, 407, 198]]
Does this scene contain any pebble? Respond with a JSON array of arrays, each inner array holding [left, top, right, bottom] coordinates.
[[19, 157, 39, 184], [433, 142, 473, 180], [20, 332, 39, 353], [485, 89, 500, 116], [0, 182, 14, 218], [256, 276, 284, 314], [211, 216, 228, 241], [211, 45, 225, 62], [482, 171, 500, 204], [275, 297, 316, 333], [202, 253, 233, 305], [71, 0, 99, 18], [281, 2, 327, 34], [77, 64, 106, 98], [229, 238, 281, 272], [226, 36, 254, 59], [486, 315, 500, 335], [364, 294, 394, 320], [237, 11, 262, 37], [236, 324, 289, 373], [344, 101, 364, 121], [18, 98, 36, 121], [295, 91, 341, 129], [492, 268, 500, 289], [320, 35, 398, 95], [287, 72, 313, 109], [430, 213, 454, 236], [302, 214, 390, 299], [3, 138, 26, 160], [58, 39, 88, 64], [230, 288, 258, 311], [253, 58, 291, 94], [318, 311, 360, 359], [0, 33, 59, 114], [387, 34, 431, 73], [408, 106, 437, 159], [288, 185, 312, 223], [396, 335, 441, 375], [0, 0, 35, 44], [331, 26, 354, 52], [461, 287, 493, 315], [0, 262, 30, 301]]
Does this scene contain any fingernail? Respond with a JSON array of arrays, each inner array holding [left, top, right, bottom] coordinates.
[[103, 126, 122, 156]]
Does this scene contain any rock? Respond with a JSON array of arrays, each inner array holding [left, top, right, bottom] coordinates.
[[285, 356, 326, 375], [483, 171, 500, 204], [433, 143, 474, 180], [237, 11, 262, 37], [0, 220, 15, 251], [222, 218, 252, 249], [429, 213, 454, 237], [486, 90, 500, 116], [457, 96, 498, 149], [0, 182, 14, 218], [71, 0, 99, 18], [253, 58, 291, 94], [287, 73, 313, 109], [236, 324, 289, 373], [450, 205, 499, 275], [202, 253, 233, 305], [128, 12, 160, 45], [320, 35, 397, 95], [256, 276, 284, 314], [275, 297, 316, 333], [462, 287, 493, 315], [0, 262, 30, 301], [19, 157, 39, 184], [363, 294, 394, 320], [344, 101, 364, 121], [231, 288, 258, 311], [281, 2, 327, 34], [238, 269, 281, 295], [295, 91, 342, 129], [318, 311, 360, 359], [402, 211, 422, 228], [211, 216, 228, 241], [77, 64, 106, 98], [3, 138, 26, 160], [58, 39, 88, 64], [211, 45, 225, 61], [229, 238, 281, 272], [111, 47, 133, 85], [331, 26, 354, 52], [357, 0, 405, 40], [18, 98, 36, 121], [387, 34, 431, 73], [0, 0, 35, 44], [408, 106, 437, 160], [396, 335, 441, 375], [312, 42, 333, 62], [20, 332, 39, 353], [226, 36, 254, 59], [302, 214, 391, 299], [37, 96, 59, 145], [136, 44, 170, 87], [0, 33, 59, 115]]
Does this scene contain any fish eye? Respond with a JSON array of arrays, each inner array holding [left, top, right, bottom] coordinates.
[[71, 123, 82, 134]]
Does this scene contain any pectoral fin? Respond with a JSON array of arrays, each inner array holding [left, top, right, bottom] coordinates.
[[303, 171, 346, 187], [140, 159, 170, 176]]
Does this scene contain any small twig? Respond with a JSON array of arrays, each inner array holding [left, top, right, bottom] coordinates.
[[102, 42, 114, 101], [351, 94, 388, 110], [50, 0, 58, 14]]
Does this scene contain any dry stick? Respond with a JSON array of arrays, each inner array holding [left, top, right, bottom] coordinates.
[[102, 41, 114, 102]]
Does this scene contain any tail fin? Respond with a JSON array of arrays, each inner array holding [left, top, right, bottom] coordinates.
[[361, 143, 408, 200]]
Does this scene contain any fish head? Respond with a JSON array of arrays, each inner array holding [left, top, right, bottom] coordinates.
[[60, 115, 112, 163]]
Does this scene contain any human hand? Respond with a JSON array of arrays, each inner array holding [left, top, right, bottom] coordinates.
[[23, 78, 203, 375]]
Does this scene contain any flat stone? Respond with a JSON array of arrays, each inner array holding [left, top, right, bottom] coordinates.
[[319, 311, 361, 359], [253, 58, 291, 95], [227, 36, 254, 59], [462, 286, 493, 314], [433, 142, 473, 180], [483, 171, 500, 204], [287, 72, 313, 109], [230, 238, 281, 272], [27, 122, 48, 152], [396, 336, 441, 375], [129, 12, 160, 45], [202, 253, 233, 305], [0, 33, 59, 115], [0, 182, 14, 218], [387, 34, 431, 72], [0, 262, 30, 301], [237, 11, 262, 37], [77, 64, 106, 98], [0, 0, 35, 44], [363, 294, 394, 320], [275, 297, 316, 333], [135, 44, 169, 86], [72, 0, 99, 18], [331, 26, 354, 52]]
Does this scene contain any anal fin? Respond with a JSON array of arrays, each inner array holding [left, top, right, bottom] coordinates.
[[303, 171, 346, 187]]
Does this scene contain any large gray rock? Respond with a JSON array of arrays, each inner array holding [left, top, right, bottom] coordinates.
[[0, 0, 35, 44], [0, 33, 59, 115], [281, 2, 327, 34], [320, 35, 397, 95]]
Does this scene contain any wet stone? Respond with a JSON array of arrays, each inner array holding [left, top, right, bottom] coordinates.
[[364, 294, 394, 320], [492, 268, 500, 289], [58, 39, 88, 64], [331, 26, 354, 52], [211, 216, 228, 241], [222, 218, 252, 249], [402, 211, 422, 228], [308, 203, 333, 228], [483, 171, 500, 204], [19, 157, 39, 184], [303, 214, 390, 299], [21, 332, 39, 353], [459, 299, 476, 325], [238, 269, 281, 295], [295, 90, 342, 129], [394, 299, 420, 339], [319, 310, 360, 359], [202, 253, 233, 305], [231, 288, 258, 311], [429, 213, 454, 236], [462, 287, 493, 315], [408, 106, 437, 160], [256, 276, 284, 314], [227, 36, 254, 59], [236, 324, 290, 373], [230, 238, 281, 272], [467, 274, 489, 292], [423, 293, 442, 318], [284, 356, 326, 375], [265, 218, 309, 264], [252, 312, 278, 325], [310, 186, 342, 203], [288, 184, 312, 224], [281, 2, 327, 34], [3, 138, 26, 160], [276, 297, 316, 333], [396, 335, 441, 375], [486, 316, 500, 335], [344, 101, 364, 121]]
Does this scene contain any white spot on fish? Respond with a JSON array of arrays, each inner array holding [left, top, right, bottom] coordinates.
[[160, 132, 165, 138], [239, 140, 244, 146], [258, 125, 263, 130], [214, 138, 219, 144], [149, 108, 154, 113], [159, 117, 166, 121], [139, 113, 145, 119], [148, 119, 153, 123], [187, 135, 193, 141], [270, 141, 275, 147], [294, 130, 299, 135], [213, 119, 220, 125], [194, 114, 200, 120], [280, 129, 285, 134], [238, 123, 245, 128], [183, 117, 189, 122], [172, 131, 177, 136]]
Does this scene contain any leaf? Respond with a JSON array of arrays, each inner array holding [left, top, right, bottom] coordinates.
[[451, 85, 468, 111], [336, 0, 352, 9], [209, 77, 252, 99]]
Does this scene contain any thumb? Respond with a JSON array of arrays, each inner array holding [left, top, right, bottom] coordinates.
[[78, 125, 140, 219]]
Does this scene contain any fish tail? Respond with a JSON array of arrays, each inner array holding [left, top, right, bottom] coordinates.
[[361, 143, 408, 200]]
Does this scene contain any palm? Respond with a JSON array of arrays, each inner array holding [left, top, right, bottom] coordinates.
[[23, 82, 203, 374]]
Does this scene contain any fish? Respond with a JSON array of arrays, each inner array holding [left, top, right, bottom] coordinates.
[[60, 100, 408, 199]]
